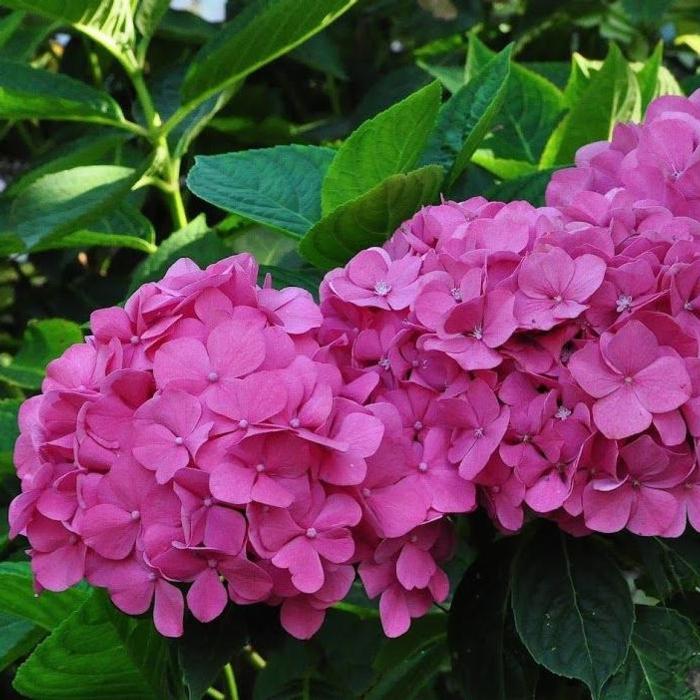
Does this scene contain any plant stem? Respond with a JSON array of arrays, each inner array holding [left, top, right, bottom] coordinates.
[[205, 688, 225, 700], [223, 663, 239, 700], [161, 151, 188, 229], [242, 644, 267, 670]]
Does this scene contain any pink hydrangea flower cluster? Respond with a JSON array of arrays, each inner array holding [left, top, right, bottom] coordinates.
[[9, 88, 700, 642], [8, 254, 402, 639], [320, 89, 700, 595]]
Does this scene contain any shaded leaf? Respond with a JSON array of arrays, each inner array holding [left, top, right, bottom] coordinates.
[[299, 165, 444, 269], [188, 145, 335, 237], [322, 82, 441, 213], [0, 612, 44, 672], [0, 397, 21, 476], [601, 607, 700, 700], [182, 0, 357, 103], [511, 527, 634, 699], [421, 45, 512, 185], [7, 165, 140, 249], [14, 589, 183, 700], [449, 540, 538, 700]]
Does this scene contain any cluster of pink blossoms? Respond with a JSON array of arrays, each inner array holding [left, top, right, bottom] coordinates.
[[9, 89, 700, 641]]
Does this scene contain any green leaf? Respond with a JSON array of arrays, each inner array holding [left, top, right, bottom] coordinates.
[[467, 36, 565, 178], [299, 165, 444, 269], [14, 590, 183, 700], [0, 611, 44, 672], [449, 540, 538, 700], [176, 607, 248, 700], [135, 0, 169, 39], [156, 8, 218, 44], [188, 145, 335, 238], [0, 562, 88, 631], [420, 44, 512, 186], [290, 31, 347, 80], [635, 43, 683, 111], [322, 82, 441, 213], [601, 607, 700, 700], [416, 60, 464, 94], [511, 527, 634, 699], [32, 204, 156, 254], [0, 59, 125, 124], [632, 532, 700, 600], [0, 397, 21, 476], [182, 0, 357, 104], [366, 628, 448, 700], [259, 265, 322, 296], [0, 0, 134, 49], [5, 131, 128, 197], [128, 214, 228, 293], [541, 44, 642, 167], [7, 165, 140, 249], [0, 319, 84, 390], [0, 10, 26, 49], [486, 167, 561, 206]]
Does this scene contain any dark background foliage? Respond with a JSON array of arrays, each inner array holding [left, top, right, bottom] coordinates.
[[0, 1, 699, 698]]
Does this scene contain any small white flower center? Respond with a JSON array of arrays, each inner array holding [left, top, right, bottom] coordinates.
[[174, 436, 184, 446], [418, 461, 429, 472], [413, 420, 423, 431], [256, 463, 265, 473], [616, 294, 633, 313], [207, 371, 219, 382], [130, 335, 140, 345], [289, 417, 301, 428], [553, 295, 563, 303], [130, 510, 140, 520], [378, 358, 391, 370], [374, 281, 392, 296], [471, 326, 483, 340], [555, 406, 572, 420], [362, 487, 371, 498], [624, 376, 633, 385], [685, 301, 694, 311], [238, 419, 249, 429], [203, 497, 213, 507], [474, 427, 484, 439], [450, 287, 463, 301], [306, 527, 317, 539]]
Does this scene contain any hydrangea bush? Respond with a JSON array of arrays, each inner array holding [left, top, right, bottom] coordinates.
[[3, 2, 700, 697], [10, 89, 700, 663]]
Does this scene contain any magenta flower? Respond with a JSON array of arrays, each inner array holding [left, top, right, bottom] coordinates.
[[582, 435, 687, 535], [132, 389, 212, 483], [515, 248, 606, 330], [569, 320, 691, 438], [328, 247, 421, 310]]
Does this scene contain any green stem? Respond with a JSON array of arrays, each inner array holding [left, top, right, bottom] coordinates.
[[242, 644, 267, 670], [223, 663, 239, 700], [205, 688, 225, 700], [161, 151, 188, 229]]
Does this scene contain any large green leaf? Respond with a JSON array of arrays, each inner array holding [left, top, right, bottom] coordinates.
[[0, 562, 88, 632], [135, 0, 169, 40], [14, 590, 183, 700], [0, 0, 134, 49], [601, 607, 700, 700], [0, 60, 125, 124], [322, 82, 441, 213], [182, 0, 357, 104], [128, 214, 228, 293], [632, 532, 700, 600], [0, 319, 84, 390], [5, 131, 128, 197], [635, 42, 683, 112], [449, 540, 538, 700], [0, 397, 21, 476], [421, 45, 512, 186], [541, 44, 641, 166], [299, 165, 444, 269], [0, 612, 44, 672], [6, 165, 140, 249], [176, 607, 248, 700], [32, 204, 156, 254], [188, 145, 335, 237], [370, 613, 449, 700], [467, 36, 565, 178], [511, 527, 634, 699]]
